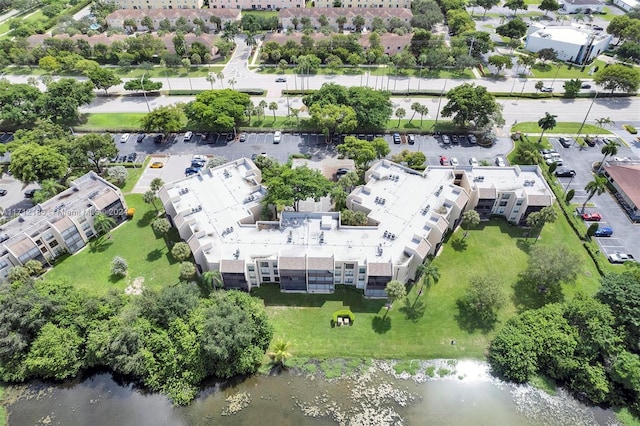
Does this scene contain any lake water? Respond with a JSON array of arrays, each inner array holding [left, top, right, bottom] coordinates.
[[5, 360, 618, 426]]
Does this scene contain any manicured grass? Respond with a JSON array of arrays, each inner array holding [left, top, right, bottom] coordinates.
[[241, 10, 278, 20], [529, 59, 606, 79], [121, 158, 150, 194], [45, 194, 182, 296], [77, 113, 147, 131], [0, 384, 5, 426], [511, 121, 611, 135], [252, 217, 602, 360], [615, 407, 640, 426]]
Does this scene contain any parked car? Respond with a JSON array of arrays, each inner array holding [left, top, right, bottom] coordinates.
[[407, 134, 415, 145], [468, 134, 477, 144], [546, 158, 563, 166], [183, 131, 193, 141], [558, 137, 572, 148], [0, 189, 7, 196], [581, 84, 592, 89], [393, 133, 401, 144], [126, 152, 137, 162], [495, 157, 505, 167], [594, 226, 613, 237], [239, 133, 247, 142], [608, 252, 635, 264], [542, 151, 559, 159], [226, 132, 235, 141], [336, 168, 351, 178], [451, 135, 460, 144], [185, 167, 201, 176], [469, 157, 479, 166], [555, 168, 576, 177], [540, 149, 556, 156], [119, 133, 130, 143], [191, 159, 206, 168], [584, 136, 596, 147], [439, 155, 447, 165], [24, 188, 37, 198], [275, 77, 287, 83], [273, 131, 282, 144], [449, 157, 459, 166], [441, 134, 451, 145], [136, 133, 146, 143], [150, 162, 164, 168], [592, 26, 604, 31], [540, 87, 553, 93], [153, 134, 163, 144], [582, 212, 602, 221]]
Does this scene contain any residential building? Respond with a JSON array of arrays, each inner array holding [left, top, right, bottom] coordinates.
[[263, 32, 412, 56], [314, 0, 412, 8], [210, 0, 305, 9], [105, 8, 241, 31], [602, 162, 640, 222], [0, 172, 128, 280], [525, 23, 612, 64], [559, 0, 605, 14], [107, 0, 204, 10], [278, 8, 413, 31], [612, 0, 639, 11], [158, 158, 554, 297]]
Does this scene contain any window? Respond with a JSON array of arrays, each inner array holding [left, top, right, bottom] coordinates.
[[501, 193, 510, 199], [260, 261, 269, 268], [516, 199, 523, 206], [499, 201, 508, 207], [248, 265, 255, 272]]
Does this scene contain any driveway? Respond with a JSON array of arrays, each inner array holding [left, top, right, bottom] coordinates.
[[132, 155, 192, 194]]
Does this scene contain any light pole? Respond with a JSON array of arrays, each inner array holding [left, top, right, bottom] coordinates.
[[563, 174, 575, 198], [434, 79, 448, 125], [140, 72, 151, 113], [576, 90, 598, 144]]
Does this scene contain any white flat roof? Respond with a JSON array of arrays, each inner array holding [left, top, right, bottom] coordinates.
[[529, 24, 609, 45]]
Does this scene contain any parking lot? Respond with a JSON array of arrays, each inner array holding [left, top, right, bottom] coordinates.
[[547, 137, 640, 262], [0, 173, 40, 217]]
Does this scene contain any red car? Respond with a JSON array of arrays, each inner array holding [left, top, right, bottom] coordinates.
[[582, 213, 602, 221], [439, 156, 447, 165]]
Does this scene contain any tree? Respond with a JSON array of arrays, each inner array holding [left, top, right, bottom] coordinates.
[[524, 244, 581, 296], [535, 80, 544, 93], [309, 104, 358, 142], [594, 64, 640, 93], [598, 139, 620, 173], [488, 55, 513, 75], [539, 0, 560, 15], [390, 149, 426, 169], [93, 212, 116, 237], [111, 256, 128, 276], [442, 84, 504, 129], [495, 18, 527, 41], [595, 117, 615, 128], [353, 15, 365, 32], [180, 262, 196, 281], [458, 275, 506, 325], [184, 89, 251, 131], [268, 101, 278, 122], [87, 68, 122, 95], [337, 136, 377, 168], [537, 112, 557, 142], [537, 48, 557, 64], [141, 105, 185, 139], [505, 0, 528, 15], [141, 15, 154, 30], [38, 55, 60, 73], [385, 280, 407, 310], [476, 0, 501, 17], [416, 260, 439, 290], [0, 81, 43, 126], [268, 338, 292, 367], [336, 16, 347, 32], [143, 190, 160, 211], [202, 270, 223, 292], [123, 76, 163, 92], [74, 133, 118, 174], [581, 175, 608, 213], [597, 272, 640, 349], [9, 144, 68, 183], [461, 210, 480, 239], [340, 209, 368, 226], [446, 9, 475, 36], [152, 218, 171, 236], [525, 205, 557, 240], [172, 242, 192, 262], [32, 179, 65, 204], [150, 178, 164, 192], [40, 78, 95, 124], [205, 73, 216, 90], [24, 323, 83, 380], [563, 79, 583, 97], [392, 107, 405, 127], [263, 166, 335, 214], [565, 188, 575, 204]]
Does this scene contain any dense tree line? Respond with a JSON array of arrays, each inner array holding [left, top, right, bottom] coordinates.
[[489, 269, 640, 414], [0, 278, 273, 404]]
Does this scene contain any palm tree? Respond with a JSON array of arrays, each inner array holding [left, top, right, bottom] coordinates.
[[202, 270, 223, 292], [537, 112, 557, 142], [597, 140, 620, 173], [336, 16, 347, 32], [268, 102, 278, 122], [461, 210, 480, 239], [581, 175, 608, 213], [595, 117, 615, 128], [395, 107, 406, 127], [206, 72, 216, 89], [216, 71, 224, 88], [268, 338, 292, 367], [409, 102, 421, 124], [416, 260, 440, 291], [93, 213, 116, 238], [418, 105, 428, 126], [258, 100, 268, 119]]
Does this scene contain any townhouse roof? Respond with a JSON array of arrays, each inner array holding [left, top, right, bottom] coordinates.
[[106, 8, 240, 22], [278, 7, 413, 20]]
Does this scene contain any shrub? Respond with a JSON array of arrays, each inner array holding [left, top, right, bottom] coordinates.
[[111, 256, 128, 276], [107, 165, 128, 185], [171, 242, 192, 262], [127, 208, 135, 218], [332, 309, 355, 324], [179, 261, 196, 281], [623, 124, 637, 134]]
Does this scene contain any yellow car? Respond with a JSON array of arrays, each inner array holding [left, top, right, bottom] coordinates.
[[150, 162, 164, 168]]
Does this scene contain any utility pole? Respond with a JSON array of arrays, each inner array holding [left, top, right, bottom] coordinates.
[[141, 72, 151, 113], [576, 91, 599, 143], [434, 79, 448, 125], [468, 37, 476, 57]]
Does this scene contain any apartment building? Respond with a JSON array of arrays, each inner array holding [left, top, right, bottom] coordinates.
[[105, 8, 241, 31], [314, 0, 412, 8], [279, 7, 413, 31], [159, 158, 554, 298], [525, 23, 612, 64], [107, 0, 204, 10], [264, 32, 413, 56], [0, 172, 128, 280], [210, 0, 305, 9]]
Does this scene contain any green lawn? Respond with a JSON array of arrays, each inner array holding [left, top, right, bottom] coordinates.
[[255, 66, 475, 80], [252, 216, 602, 360], [529, 59, 606, 79], [45, 194, 182, 296], [511, 121, 611, 134], [241, 10, 278, 20], [76, 113, 147, 131]]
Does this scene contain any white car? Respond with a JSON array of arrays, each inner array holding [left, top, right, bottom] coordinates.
[[449, 157, 459, 166], [119, 133, 130, 143], [193, 155, 207, 161], [545, 157, 563, 166], [183, 131, 193, 141], [469, 157, 479, 166], [495, 157, 505, 167], [273, 131, 282, 144]]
